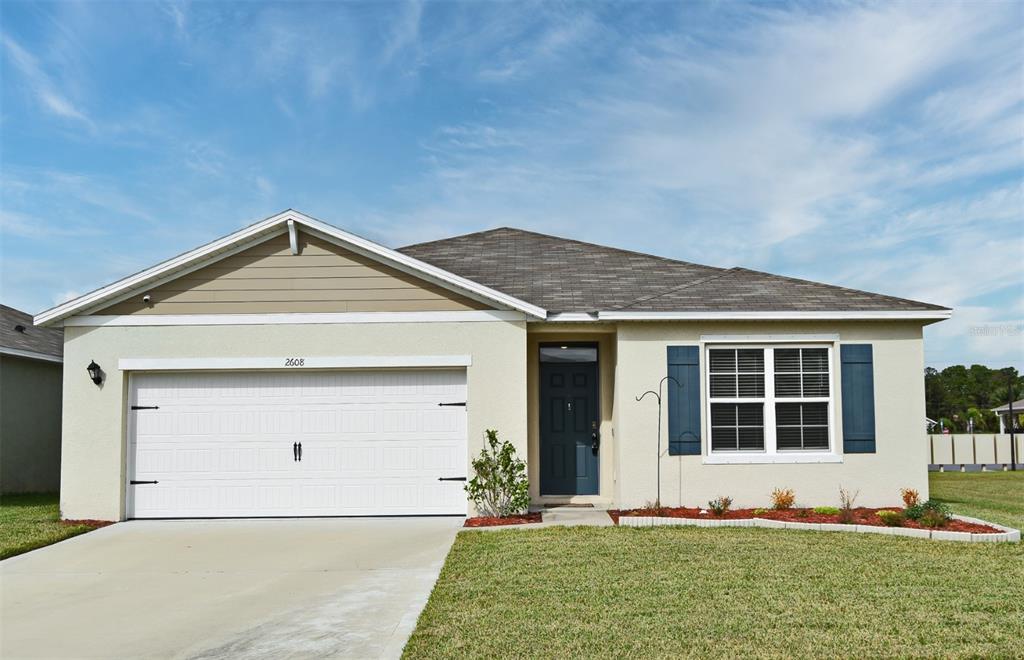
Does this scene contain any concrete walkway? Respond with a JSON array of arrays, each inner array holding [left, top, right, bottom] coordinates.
[[0, 517, 461, 659]]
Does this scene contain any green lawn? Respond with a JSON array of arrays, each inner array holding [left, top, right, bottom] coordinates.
[[930, 470, 1024, 530], [0, 493, 104, 560], [405, 473, 1024, 658]]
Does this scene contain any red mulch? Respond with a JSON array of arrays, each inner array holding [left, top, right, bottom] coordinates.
[[464, 512, 542, 527], [607, 507, 1003, 534], [62, 519, 114, 528]]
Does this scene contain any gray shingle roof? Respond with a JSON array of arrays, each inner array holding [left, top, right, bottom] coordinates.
[[0, 305, 63, 358], [399, 228, 948, 314]]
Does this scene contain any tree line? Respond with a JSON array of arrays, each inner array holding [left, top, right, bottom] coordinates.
[[925, 365, 1023, 433]]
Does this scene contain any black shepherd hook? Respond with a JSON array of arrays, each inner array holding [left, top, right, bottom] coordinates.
[[636, 375, 681, 507]]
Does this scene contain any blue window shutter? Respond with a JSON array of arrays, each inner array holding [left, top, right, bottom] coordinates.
[[841, 344, 876, 454], [667, 346, 701, 456]]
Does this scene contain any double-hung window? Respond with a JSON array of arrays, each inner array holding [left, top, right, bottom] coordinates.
[[707, 344, 834, 460]]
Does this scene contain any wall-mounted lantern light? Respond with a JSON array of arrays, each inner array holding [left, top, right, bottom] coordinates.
[[87, 360, 103, 385]]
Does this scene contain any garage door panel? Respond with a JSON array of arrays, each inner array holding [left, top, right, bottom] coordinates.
[[129, 369, 467, 518]]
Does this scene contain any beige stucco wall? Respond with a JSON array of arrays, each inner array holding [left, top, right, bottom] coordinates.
[[59, 320, 527, 521], [613, 321, 929, 509]]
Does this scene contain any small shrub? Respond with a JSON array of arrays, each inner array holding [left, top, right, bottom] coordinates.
[[814, 506, 840, 515], [920, 509, 947, 528], [642, 499, 668, 516], [753, 507, 769, 516], [900, 488, 920, 509], [905, 499, 951, 523], [465, 429, 529, 518], [796, 508, 809, 518], [876, 510, 905, 527], [916, 500, 953, 528], [770, 488, 796, 510], [838, 487, 859, 524], [707, 496, 732, 516]]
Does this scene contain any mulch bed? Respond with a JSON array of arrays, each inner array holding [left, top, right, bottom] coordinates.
[[607, 507, 1004, 534], [62, 519, 114, 528], [464, 512, 542, 527]]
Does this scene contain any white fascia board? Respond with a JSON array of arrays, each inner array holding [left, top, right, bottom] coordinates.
[[0, 347, 63, 363], [701, 334, 840, 343], [599, 310, 952, 321], [64, 310, 526, 327], [118, 355, 472, 371], [35, 209, 546, 326]]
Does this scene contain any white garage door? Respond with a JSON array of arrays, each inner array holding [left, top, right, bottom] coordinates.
[[128, 369, 468, 518]]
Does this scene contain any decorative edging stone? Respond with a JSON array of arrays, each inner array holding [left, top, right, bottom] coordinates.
[[617, 514, 1020, 543]]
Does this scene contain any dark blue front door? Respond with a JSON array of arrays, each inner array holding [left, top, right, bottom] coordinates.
[[540, 359, 599, 495]]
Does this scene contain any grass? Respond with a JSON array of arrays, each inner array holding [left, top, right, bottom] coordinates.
[[0, 493, 103, 560], [405, 473, 1024, 658], [930, 470, 1024, 530]]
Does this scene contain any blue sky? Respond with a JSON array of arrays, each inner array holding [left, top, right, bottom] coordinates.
[[1, 1, 1022, 369]]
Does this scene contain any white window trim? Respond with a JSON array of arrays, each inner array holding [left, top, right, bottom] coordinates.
[[701, 342, 842, 465]]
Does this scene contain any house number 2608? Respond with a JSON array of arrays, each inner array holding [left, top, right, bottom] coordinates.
[[284, 358, 305, 367]]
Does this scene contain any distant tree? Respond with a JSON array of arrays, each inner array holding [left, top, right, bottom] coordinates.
[[924, 365, 1023, 433]]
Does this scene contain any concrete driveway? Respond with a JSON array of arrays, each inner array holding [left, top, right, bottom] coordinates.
[[0, 517, 461, 659]]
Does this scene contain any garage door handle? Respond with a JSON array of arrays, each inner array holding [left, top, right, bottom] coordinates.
[[130, 480, 159, 485], [293, 442, 298, 462], [298, 442, 302, 462], [438, 477, 467, 481], [438, 402, 466, 407]]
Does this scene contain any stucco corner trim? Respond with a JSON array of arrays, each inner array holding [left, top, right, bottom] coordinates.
[[118, 355, 473, 371]]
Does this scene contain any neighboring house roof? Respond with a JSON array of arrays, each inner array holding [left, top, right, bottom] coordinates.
[[399, 227, 950, 318], [992, 399, 1024, 414], [0, 305, 63, 362], [34, 210, 546, 326]]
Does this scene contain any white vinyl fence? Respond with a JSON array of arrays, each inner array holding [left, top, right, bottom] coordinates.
[[928, 433, 1023, 468]]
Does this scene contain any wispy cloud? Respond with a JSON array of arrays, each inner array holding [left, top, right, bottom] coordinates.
[[1, 34, 93, 127]]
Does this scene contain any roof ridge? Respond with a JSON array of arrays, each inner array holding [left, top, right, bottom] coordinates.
[[728, 267, 950, 311], [401, 226, 722, 271], [615, 268, 740, 310]]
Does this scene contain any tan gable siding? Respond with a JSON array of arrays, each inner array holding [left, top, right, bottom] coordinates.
[[97, 232, 492, 315]]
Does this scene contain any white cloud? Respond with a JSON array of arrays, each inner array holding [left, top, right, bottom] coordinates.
[[1, 34, 93, 127]]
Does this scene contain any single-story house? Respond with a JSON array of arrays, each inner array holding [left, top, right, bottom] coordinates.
[[1, 304, 64, 493], [35, 210, 950, 521], [991, 399, 1023, 433]]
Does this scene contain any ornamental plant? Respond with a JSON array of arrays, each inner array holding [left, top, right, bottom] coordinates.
[[876, 510, 905, 527], [838, 487, 859, 524], [900, 488, 920, 509], [904, 499, 951, 523], [707, 496, 732, 516], [813, 506, 840, 515], [907, 500, 953, 528], [770, 488, 796, 510], [465, 429, 530, 518]]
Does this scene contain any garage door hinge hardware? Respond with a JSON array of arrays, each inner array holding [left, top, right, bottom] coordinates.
[[438, 402, 467, 407], [130, 480, 159, 485], [438, 477, 467, 481], [131, 405, 160, 410]]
